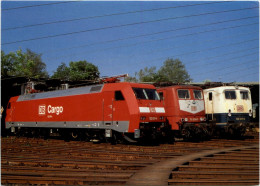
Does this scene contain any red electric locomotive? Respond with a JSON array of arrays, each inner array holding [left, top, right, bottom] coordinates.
[[157, 85, 210, 140], [5, 82, 172, 143]]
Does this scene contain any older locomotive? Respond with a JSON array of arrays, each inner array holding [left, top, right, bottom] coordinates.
[[157, 85, 209, 140], [203, 86, 253, 137], [5, 82, 172, 143]]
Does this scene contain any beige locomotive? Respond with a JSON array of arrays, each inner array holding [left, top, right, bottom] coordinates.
[[203, 86, 253, 136]]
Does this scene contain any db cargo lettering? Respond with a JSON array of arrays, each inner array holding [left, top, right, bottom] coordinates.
[[47, 105, 63, 115]]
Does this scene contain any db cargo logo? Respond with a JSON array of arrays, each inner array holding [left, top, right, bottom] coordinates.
[[39, 105, 46, 115], [39, 105, 64, 115], [237, 105, 244, 112], [150, 107, 156, 113]]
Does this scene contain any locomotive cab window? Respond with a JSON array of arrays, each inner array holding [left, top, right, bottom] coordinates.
[[225, 90, 236, 100], [145, 89, 159, 100], [240, 91, 249, 100], [132, 88, 159, 100], [193, 90, 203, 99], [115, 91, 125, 101], [177, 89, 190, 99]]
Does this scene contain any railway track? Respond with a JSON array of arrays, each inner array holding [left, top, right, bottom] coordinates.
[[169, 147, 259, 185], [1, 135, 259, 185]]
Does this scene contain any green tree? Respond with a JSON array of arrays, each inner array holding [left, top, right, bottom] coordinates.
[[137, 66, 158, 82], [157, 58, 192, 83], [52, 63, 70, 81], [124, 76, 138, 83], [26, 49, 48, 78], [52, 60, 100, 81], [135, 58, 191, 83], [1, 49, 48, 78], [203, 79, 212, 83], [1, 51, 15, 76]]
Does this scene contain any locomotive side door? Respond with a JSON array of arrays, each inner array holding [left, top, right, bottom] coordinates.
[[113, 90, 129, 125], [6, 101, 15, 122], [102, 91, 114, 126]]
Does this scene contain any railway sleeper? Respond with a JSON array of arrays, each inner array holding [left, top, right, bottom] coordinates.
[[200, 157, 259, 162], [2, 156, 158, 165], [2, 175, 128, 185], [2, 170, 133, 179], [2, 147, 185, 159], [1, 165, 136, 174], [171, 171, 259, 179], [1, 150, 178, 161], [168, 179, 259, 185], [3, 160, 146, 170], [177, 165, 259, 172], [188, 161, 259, 166], [213, 153, 259, 158]]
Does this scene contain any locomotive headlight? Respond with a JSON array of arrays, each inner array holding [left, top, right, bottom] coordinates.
[[249, 109, 252, 117], [200, 117, 205, 121], [228, 109, 232, 117], [185, 118, 188, 122]]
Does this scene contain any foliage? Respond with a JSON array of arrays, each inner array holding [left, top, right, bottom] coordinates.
[[203, 79, 212, 83], [52, 60, 100, 81], [52, 63, 70, 81], [124, 75, 138, 83], [157, 58, 192, 83], [137, 66, 158, 82], [1, 49, 48, 78], [135, 58, 192, 83]]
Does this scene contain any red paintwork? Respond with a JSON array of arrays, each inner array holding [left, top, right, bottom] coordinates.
[[5, 82, 166, 133], [157, 86, 206, 130]]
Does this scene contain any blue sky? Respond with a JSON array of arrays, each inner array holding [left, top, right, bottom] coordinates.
[[1, 1, 259, 82]]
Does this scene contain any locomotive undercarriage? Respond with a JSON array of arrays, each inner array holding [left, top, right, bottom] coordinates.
[[8, 123, 175, 144], [214, 122, 252, 138], [179, 123, 212, 141], [8, 127, 123, 144], [138, 122, 175, 144]]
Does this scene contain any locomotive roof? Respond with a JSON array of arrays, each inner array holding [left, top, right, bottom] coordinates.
[[17, 84, 104, 102], [16, 82, 156, 102], [157, 85, 202, 90], [203, 86, 250, 92]]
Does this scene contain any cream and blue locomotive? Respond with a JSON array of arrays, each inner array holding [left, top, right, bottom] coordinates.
[[203, 86, 253, 136]]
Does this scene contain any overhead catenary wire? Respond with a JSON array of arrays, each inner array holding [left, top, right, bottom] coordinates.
[[123, 26, 258, 60], [2, 1, 224, 31], [2, 1, 76, 11], [2, 6, 258, 45], [99, 31, 258, 68], [43, 15, 258, 55], [2, 2, 258, 83], [131, 38, 258, 67], [187, 46, 259, 69], [198, 66, 258, 82], [191, 57, 258, 77], [231, 71, 259, 82], [206, 65, 257, 80], [45, 21, 258, 61]]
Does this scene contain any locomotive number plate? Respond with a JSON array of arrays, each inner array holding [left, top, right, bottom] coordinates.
[[237, 105, 244, 112], [191, 106, 197, 111], [236, 118, 245, 120]]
